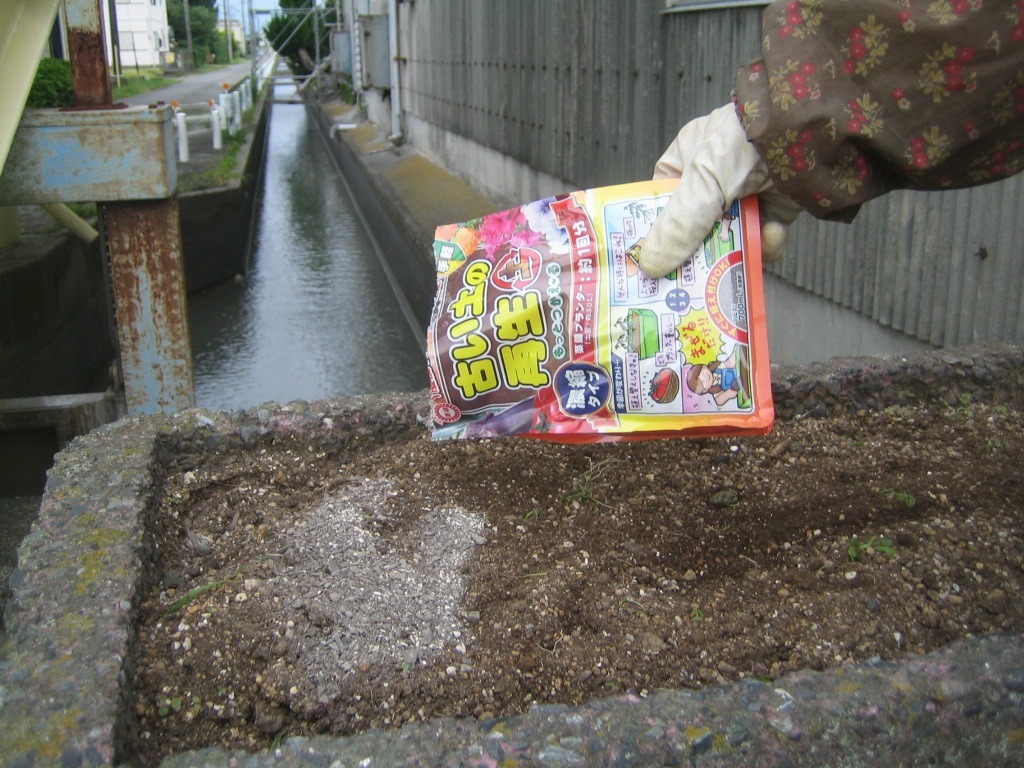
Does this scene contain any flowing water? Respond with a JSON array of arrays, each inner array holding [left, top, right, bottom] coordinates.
[[187, 93, 428, 411]]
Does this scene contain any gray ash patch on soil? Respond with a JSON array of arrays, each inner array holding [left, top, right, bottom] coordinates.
[[263, 479, 485, 701]]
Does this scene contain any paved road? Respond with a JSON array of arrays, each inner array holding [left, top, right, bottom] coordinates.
[[121, 60, 258, 107]]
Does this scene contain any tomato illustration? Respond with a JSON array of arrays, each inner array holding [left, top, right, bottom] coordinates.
[[649, 368, 680, 404]]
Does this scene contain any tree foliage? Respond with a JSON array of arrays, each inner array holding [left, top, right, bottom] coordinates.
[[167, 0, 222, 52], [27, 58, 74, 108], [264, 0, 328, 75]]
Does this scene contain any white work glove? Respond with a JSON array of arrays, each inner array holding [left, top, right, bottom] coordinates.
[[639, 104, 804, 279]]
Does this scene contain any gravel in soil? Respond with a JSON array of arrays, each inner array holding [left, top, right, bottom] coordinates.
[[125, 399, 1024, 765]]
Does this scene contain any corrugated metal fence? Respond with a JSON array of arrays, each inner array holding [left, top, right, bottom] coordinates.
[[398, 0, 1023, 348]]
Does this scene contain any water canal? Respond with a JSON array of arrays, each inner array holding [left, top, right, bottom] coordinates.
[[187, 89, 428, 411]]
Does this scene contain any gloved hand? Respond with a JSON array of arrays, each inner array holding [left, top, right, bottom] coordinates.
[[639, 104, 804, 279]]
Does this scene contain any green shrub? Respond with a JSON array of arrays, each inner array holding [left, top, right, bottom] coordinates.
[[193, 45, 211, 69], [27, 58, 74, 108]]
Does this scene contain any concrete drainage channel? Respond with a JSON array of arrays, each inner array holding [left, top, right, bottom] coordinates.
[[1, 347, 1023, 766]]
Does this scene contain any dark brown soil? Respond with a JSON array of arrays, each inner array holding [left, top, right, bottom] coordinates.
[[125, 396, 1024, 766]]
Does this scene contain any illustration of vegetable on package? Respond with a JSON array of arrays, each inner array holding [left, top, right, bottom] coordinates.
[[426, 179, 774, 442]]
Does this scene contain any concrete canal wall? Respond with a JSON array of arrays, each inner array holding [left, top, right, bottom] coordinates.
[[0, 230, 115, 400], [178, 98, 270, 294], [0, 225, 120, 496], [312, 100, 495, 332]]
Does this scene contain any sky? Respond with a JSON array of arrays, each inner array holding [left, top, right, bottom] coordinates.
[[221, 1, 347, 34], [220, 1, 280, 33]]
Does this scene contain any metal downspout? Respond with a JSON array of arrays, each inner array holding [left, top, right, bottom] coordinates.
[[387, 0, 402, 142], [0, 0, 63, 173], [40, 203, 99, 243]]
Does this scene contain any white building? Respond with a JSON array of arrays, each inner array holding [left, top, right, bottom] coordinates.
[[102, 0, 171, 70]]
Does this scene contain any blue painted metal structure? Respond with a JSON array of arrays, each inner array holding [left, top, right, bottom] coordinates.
[[0, 106, 177, 205], [1, 0, 194, 415]]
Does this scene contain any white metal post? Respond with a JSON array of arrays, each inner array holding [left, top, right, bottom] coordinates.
[[175, 110, 189, 161], [219, 92, 231, 134], [212, 107, 223, 149], [231, 91, 242, 131]]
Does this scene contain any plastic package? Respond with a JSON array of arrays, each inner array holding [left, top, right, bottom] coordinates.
[[426, 179, 773, 442]]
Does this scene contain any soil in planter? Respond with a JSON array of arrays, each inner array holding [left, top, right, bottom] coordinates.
[[124, 400, 1024, 765]]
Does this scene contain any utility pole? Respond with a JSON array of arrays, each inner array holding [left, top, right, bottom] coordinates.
[[183, 0, 194, 70], [224, 0, 234, 62]]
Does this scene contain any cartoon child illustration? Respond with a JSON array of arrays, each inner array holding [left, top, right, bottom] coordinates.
[[685, 346, 746, 407]]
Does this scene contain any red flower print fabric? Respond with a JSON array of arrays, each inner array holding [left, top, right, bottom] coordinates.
[[734, 0, 1024, 221]]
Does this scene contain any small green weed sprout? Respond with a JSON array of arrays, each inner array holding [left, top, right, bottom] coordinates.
[[164, 571, 242, 614], [848, 535, 896, 561], [269, 730, 287, 752], [563, 457, 616, 508], [618, 596, 646, 614], [882, 488, 916, 508]]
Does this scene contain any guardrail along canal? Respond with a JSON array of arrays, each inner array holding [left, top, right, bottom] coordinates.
[[188, 91, 428, 411]]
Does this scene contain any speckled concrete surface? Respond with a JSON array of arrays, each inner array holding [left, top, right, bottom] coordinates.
[[1, 346, 1023, 767], [158, 632, 1024, 767]]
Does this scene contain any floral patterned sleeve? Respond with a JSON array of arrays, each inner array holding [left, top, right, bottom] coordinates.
[[734, 0, 1024, 222]]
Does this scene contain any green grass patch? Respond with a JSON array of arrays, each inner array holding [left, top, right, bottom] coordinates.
[[178, 129, 248, 192], [112, 68, 181, 100]]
